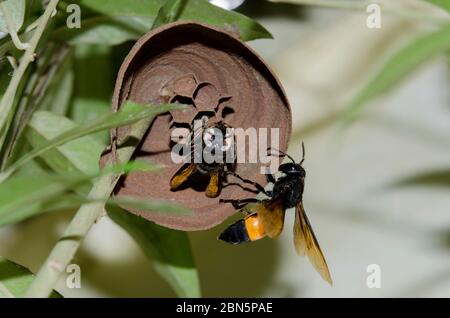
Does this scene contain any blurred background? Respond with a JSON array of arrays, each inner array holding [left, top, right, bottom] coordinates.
[[1, 0, 450, 297]]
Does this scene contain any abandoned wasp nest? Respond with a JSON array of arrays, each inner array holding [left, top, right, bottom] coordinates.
[[103, 22, 292, 231]]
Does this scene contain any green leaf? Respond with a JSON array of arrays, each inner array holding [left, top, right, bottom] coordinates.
[[0, 0, 25, 33], [39, 50, 74, 115], [0, 161, 160, 227], [0, 63, 10, 102], [108, 206, 201, 298], [0, 257, 61, 297], [344, 24, 450, 122], [26, 111, 104, 175], [70, 45, 114, 144], [42, 194, 191, 216], [152, 0, 187, 29], [427, 0, 450, 12], [0, 102, 183, 183], [0, 49, 50, 170], [392, 169, 450, 188], [15, 158, 48, 178], [53, 16, 151, 46], [0, 173, 88, 227], [101, 160, 162, 175], [0, 0, 28, 50], [56, 0, 271, 45], [2, 193, 189, 227], [71, 99, 110, 144], [161, 0, 272, 41], [75, 0, 162, 17]]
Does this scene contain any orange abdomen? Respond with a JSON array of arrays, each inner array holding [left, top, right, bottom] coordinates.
[[244, 214, 266, 241]]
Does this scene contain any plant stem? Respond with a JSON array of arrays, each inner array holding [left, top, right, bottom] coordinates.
[[0, 0, 59, 151], [24, 118, 153, 298]]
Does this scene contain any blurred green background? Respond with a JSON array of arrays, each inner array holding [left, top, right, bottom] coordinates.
[[0, 0, 449, 297]]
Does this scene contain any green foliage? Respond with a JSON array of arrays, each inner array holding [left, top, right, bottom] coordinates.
[[0, 102, 182, 182], [427, 0, 450, 12], [0, 0, 271, 299], [0, 173, 88, 227], [0, 66, 10, 102], [0, 0, 25, 34], [60, 0, 272, 43], [392, 169, 450, 188], [26, 110, 104, 175], [2, 0, 446, 299], [39, 50, 74, 115], [70, 45, 113, 143], [0, 257, 61, 297], [53, 15, 150, 46], [152, 0, 188, 29], [108, 206, 200, 298], [0, 161, 170, 227], [344, 24, 450, 122]]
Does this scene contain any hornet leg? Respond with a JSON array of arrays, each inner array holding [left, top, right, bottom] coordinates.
[[220, 198, 259, 210], [226, 171, 270, 196]]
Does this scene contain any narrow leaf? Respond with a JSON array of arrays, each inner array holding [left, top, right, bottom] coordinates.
[[427, 0, 450, 13], [40, 50, 74, 115], [0, 102, 183, 183], [55, 0, 271, 44], [152, 0, 187, 29], [0, 174, 88, 227], [0, 0, 25, 33], [70, 45, 114, 144], [344, 24, 450, 122], [108, 206, 201, 298], [27, 111, 104, 175], [392, 169, 450, 188], [53, 16, 151, 46], [0, 257, 61, 297], [0, 0, 28, 50], [38, 194, 191, 217], [0, 161, 160, 227], [0, 64, 10, 102]]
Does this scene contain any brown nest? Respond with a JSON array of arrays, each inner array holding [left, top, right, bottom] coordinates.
[[102, 21, 292, 231]]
